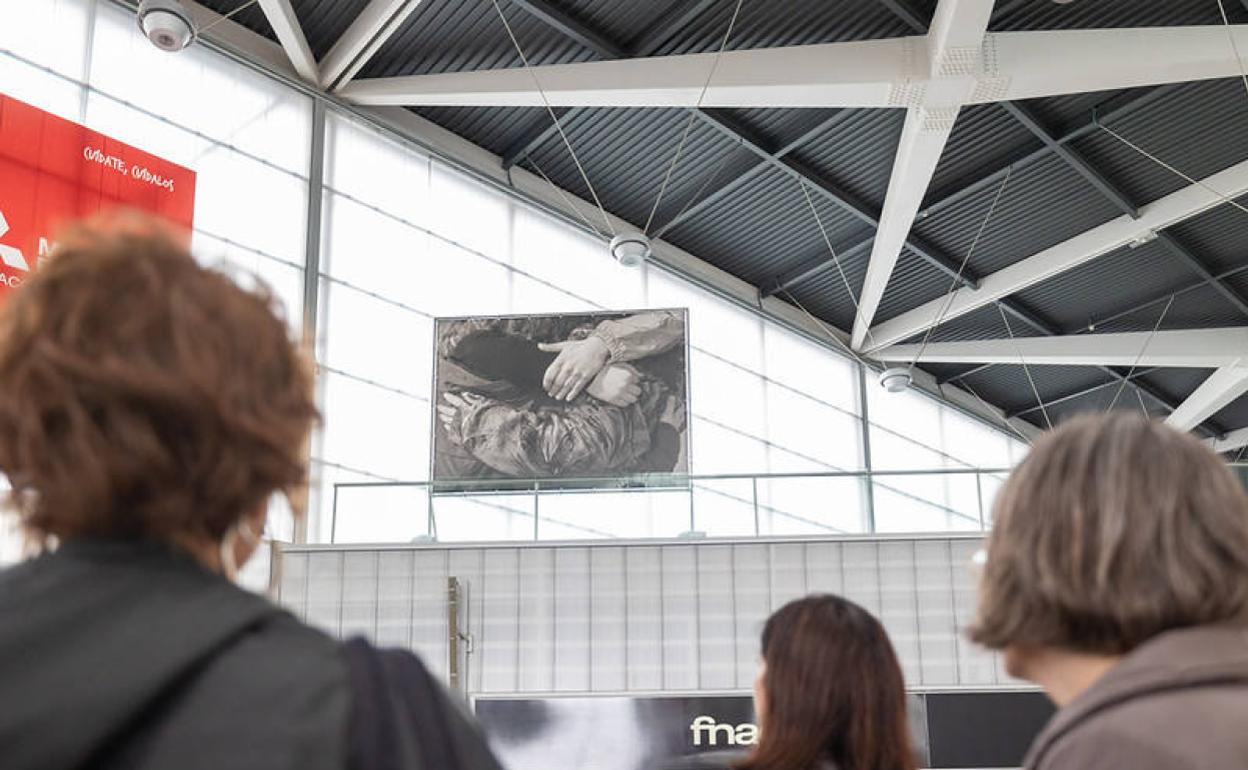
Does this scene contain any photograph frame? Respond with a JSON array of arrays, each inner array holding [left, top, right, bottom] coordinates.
[[428, 307, 692, 496]]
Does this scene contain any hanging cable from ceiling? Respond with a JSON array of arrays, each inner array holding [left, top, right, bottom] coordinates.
[[905, 166, 1015, 380], [1105, 293, 1176, 413], [489, 0, 616, 238], [1099, 124, 1248, 218], [794, 180, 873, 347], [642, 0, 746, 236], [995, 302, 1054, 431], [526, 155, 609, 239], [196, 0, 260, 36], [960, 379, 1035, 447]]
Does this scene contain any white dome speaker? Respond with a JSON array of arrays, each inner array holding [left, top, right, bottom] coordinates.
[[609, 232, 651, 268], [878, 367, 913, 393], [138, 0, 196, 53]]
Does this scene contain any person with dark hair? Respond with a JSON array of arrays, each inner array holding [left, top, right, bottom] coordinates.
[[969, 413, 1248, 769], [0, 211, 505, 770], [660, 595, 916, 770]]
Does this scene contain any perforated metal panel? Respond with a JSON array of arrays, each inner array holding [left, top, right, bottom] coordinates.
[[278, 535, 1006, 693]]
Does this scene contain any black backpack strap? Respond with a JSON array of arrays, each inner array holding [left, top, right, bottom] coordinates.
[[342, 638, 461, 770]]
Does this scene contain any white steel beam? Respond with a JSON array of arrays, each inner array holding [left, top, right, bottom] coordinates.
[[338, 38, 912, 108], [866, 157, 1248, 352], [319, 0, 424, 91], [1166, 366, 1248, 431], [257, 0, 318, 83], [873, 328, 1248, 368], [981, 25, 1248, 105], [1207, 426, 1248, 454], [852, 107, 957, 349], [850, 0, 994, 350]]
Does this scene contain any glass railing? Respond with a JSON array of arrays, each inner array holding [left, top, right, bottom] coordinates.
[[327, 467, 1013, 544]]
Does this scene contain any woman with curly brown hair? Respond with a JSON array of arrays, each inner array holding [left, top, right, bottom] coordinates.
[[0, 212, 504, 770]]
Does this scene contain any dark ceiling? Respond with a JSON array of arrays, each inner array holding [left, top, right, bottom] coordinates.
[[205, 0, 1248, 442]]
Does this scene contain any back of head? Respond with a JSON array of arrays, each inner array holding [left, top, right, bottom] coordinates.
[[971, 413, 1248, 655], [743, 594, 915, 770], [0, 210, 316, 549]]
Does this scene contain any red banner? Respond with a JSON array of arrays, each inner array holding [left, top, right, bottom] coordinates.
[[0, 93, 196, 292]]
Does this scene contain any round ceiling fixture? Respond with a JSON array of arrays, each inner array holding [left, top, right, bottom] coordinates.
[[608, 232, 651, 268], [878, 367, 913, 393], [137, 0, 196, 53]]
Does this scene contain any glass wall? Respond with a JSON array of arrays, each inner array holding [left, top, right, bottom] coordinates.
[[0, 0, 1026, 557], [0, 0, 310, 568]]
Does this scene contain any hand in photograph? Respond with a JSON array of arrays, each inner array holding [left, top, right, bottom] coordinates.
[[585, 364, 642, 407], [538, 335, 611, 401], [437, 391, 481, 444]]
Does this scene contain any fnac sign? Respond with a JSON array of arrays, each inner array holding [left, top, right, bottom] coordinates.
[[0, 93, 196, 292]]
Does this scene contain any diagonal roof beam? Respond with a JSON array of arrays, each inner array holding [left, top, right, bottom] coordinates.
[[764, 88, 1172, 299], [1000, 100, 1248, 320], [851, 0, 994, 349], [501, 109, 571, 169], [979, 25, 1248, 104], [874, 327, 1248, 369], [338, 24, 1248, 107], [920, 85, 1175, 220], [1166, 365, 1248, 431], [337, 37, 914, 107], [693, 108, 978, 288], [320, 0, 424, 91], [508, 0, 626, 59], [866, 156, 1248, 352], [256, 0, 318, 83]]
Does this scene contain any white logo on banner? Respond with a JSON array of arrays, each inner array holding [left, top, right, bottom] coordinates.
[[0, 209, 30, 272]]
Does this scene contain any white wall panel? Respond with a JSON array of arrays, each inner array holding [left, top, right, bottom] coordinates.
[[590, 548, 628, 692], [278, 535, 1006, 695], [517, 548, 556, 692]]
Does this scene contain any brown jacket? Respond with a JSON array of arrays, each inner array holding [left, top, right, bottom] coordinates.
[[1025, 625, 1248, 770]]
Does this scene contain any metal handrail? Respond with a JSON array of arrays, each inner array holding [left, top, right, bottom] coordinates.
[[330, 466, 1015, 544]]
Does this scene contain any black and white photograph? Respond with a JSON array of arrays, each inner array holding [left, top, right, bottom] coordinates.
[[432, 309, 689, 490]]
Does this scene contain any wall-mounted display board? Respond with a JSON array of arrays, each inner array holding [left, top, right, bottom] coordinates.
[[432, 309, 690, 492], [0, 93, 196, 293]]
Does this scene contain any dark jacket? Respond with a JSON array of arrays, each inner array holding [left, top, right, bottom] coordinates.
[[0, 539, 502, 770], [1024, 624, 1248, 770]]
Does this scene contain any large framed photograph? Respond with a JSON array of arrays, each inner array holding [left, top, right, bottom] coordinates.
[[431, 309, 690, 492]]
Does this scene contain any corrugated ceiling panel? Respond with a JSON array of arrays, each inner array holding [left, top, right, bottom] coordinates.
[[962, 364, 1113, 419], [781, 245, 875, 333], [293, 0, 374, 59], [1020, 87, 1145, 136], [198, 0, 274, 40], [991, 0, 1246, 31], [1068, 79, 1248, 207], [725, 108, 848, 153], [1089, 283, 1247, 334], [912, 154, 1122, 277], [554, 0, 673, 51], [876, 255, 998, 331], [789, 109, 907, 212], [1011, 240, 1195, 333], [927, 104, 1040, 202], [665, 168, 868, 288], [521, 107, 752, 229], [1167, 193, 1248, 275], [362, 1, 594, 79], [414, 106, 547, 156], [1137, 368, 1219, 407], [652, 0, 914, 56]]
